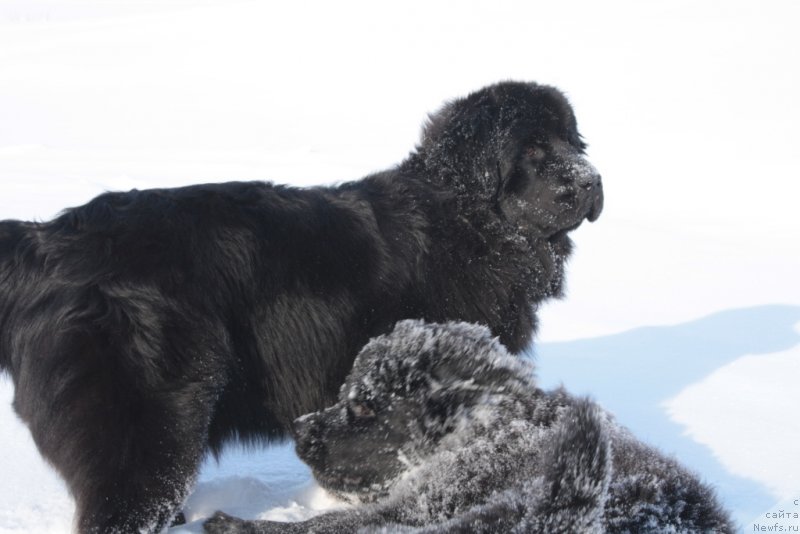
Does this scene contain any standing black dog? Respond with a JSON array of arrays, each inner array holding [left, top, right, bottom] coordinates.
[[0, 81, 602, 532]]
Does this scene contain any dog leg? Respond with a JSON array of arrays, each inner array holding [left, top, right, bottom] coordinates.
[[12, 313, 220, 532]]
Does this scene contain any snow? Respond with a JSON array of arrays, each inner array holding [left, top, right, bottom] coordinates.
[[1, 1, 799, 532], [664, 343, 800, 500]]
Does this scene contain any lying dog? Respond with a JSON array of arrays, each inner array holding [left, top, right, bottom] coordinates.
[[206, 321, 734, 533], [0, 82, 602, 532]]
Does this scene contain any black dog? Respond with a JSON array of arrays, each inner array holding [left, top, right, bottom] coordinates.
[[206, 321, 734, 533], [0, 81, 602, 532]]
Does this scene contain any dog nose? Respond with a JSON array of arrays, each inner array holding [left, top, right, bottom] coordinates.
[[579, 172, 602, 191], [587, 183, 604, 222], [293, 413, 326, 461], [293, 413, 316, 440]]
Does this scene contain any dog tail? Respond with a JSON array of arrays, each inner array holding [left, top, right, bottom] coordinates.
[[0, 220, 27, 371], [0, 218, 26, 276], [536, 398, 612, 533]]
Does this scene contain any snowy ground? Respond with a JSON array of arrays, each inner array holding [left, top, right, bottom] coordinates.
[[1, 1, 799, 532]]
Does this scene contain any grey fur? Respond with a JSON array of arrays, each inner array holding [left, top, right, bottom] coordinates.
[[205, 321, 734, 533]]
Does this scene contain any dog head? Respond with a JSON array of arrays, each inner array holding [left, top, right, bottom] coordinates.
[[418, 81, 603, 244], [292, 320, 535, 502]]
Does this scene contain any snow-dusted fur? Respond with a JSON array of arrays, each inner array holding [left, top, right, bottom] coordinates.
[[206, 321, 734, 533]]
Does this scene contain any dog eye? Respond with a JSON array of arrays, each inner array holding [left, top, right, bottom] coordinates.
[[348, 403, 376, 419], [525, 146, 547, 161]]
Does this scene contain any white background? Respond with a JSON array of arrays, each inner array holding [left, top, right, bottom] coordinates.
[[1, 1, 798, 532]]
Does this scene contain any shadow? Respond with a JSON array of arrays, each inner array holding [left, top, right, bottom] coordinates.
[[531, 304, 800, 529]]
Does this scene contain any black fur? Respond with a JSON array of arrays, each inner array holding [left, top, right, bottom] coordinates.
[[205, 321, 734, 533], [0, 81, 602, 532]]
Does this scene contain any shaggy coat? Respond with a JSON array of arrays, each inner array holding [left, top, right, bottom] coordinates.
[[0, 81, 602, 532], [206, 321, 735, 533]]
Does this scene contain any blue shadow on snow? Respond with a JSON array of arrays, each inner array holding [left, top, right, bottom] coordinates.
[[531, 304, 800, 530]]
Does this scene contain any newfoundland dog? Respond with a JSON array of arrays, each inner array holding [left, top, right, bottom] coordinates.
[[206, 321, 734, 533], [0, 81, 602, 532]]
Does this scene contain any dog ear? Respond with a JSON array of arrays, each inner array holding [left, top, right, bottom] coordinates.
[[428, 384, 485, 410], [493, 139, 521, 204], [431, 359, 530, 394], [419, 321, 533, 392], [418, 92, 516, 202], [421, 386, 487, 440]]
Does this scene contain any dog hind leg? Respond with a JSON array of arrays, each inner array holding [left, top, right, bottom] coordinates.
[[12, 310, 221, 532]]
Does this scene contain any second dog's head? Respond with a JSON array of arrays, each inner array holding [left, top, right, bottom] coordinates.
[[292, 320, 535, 501]]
